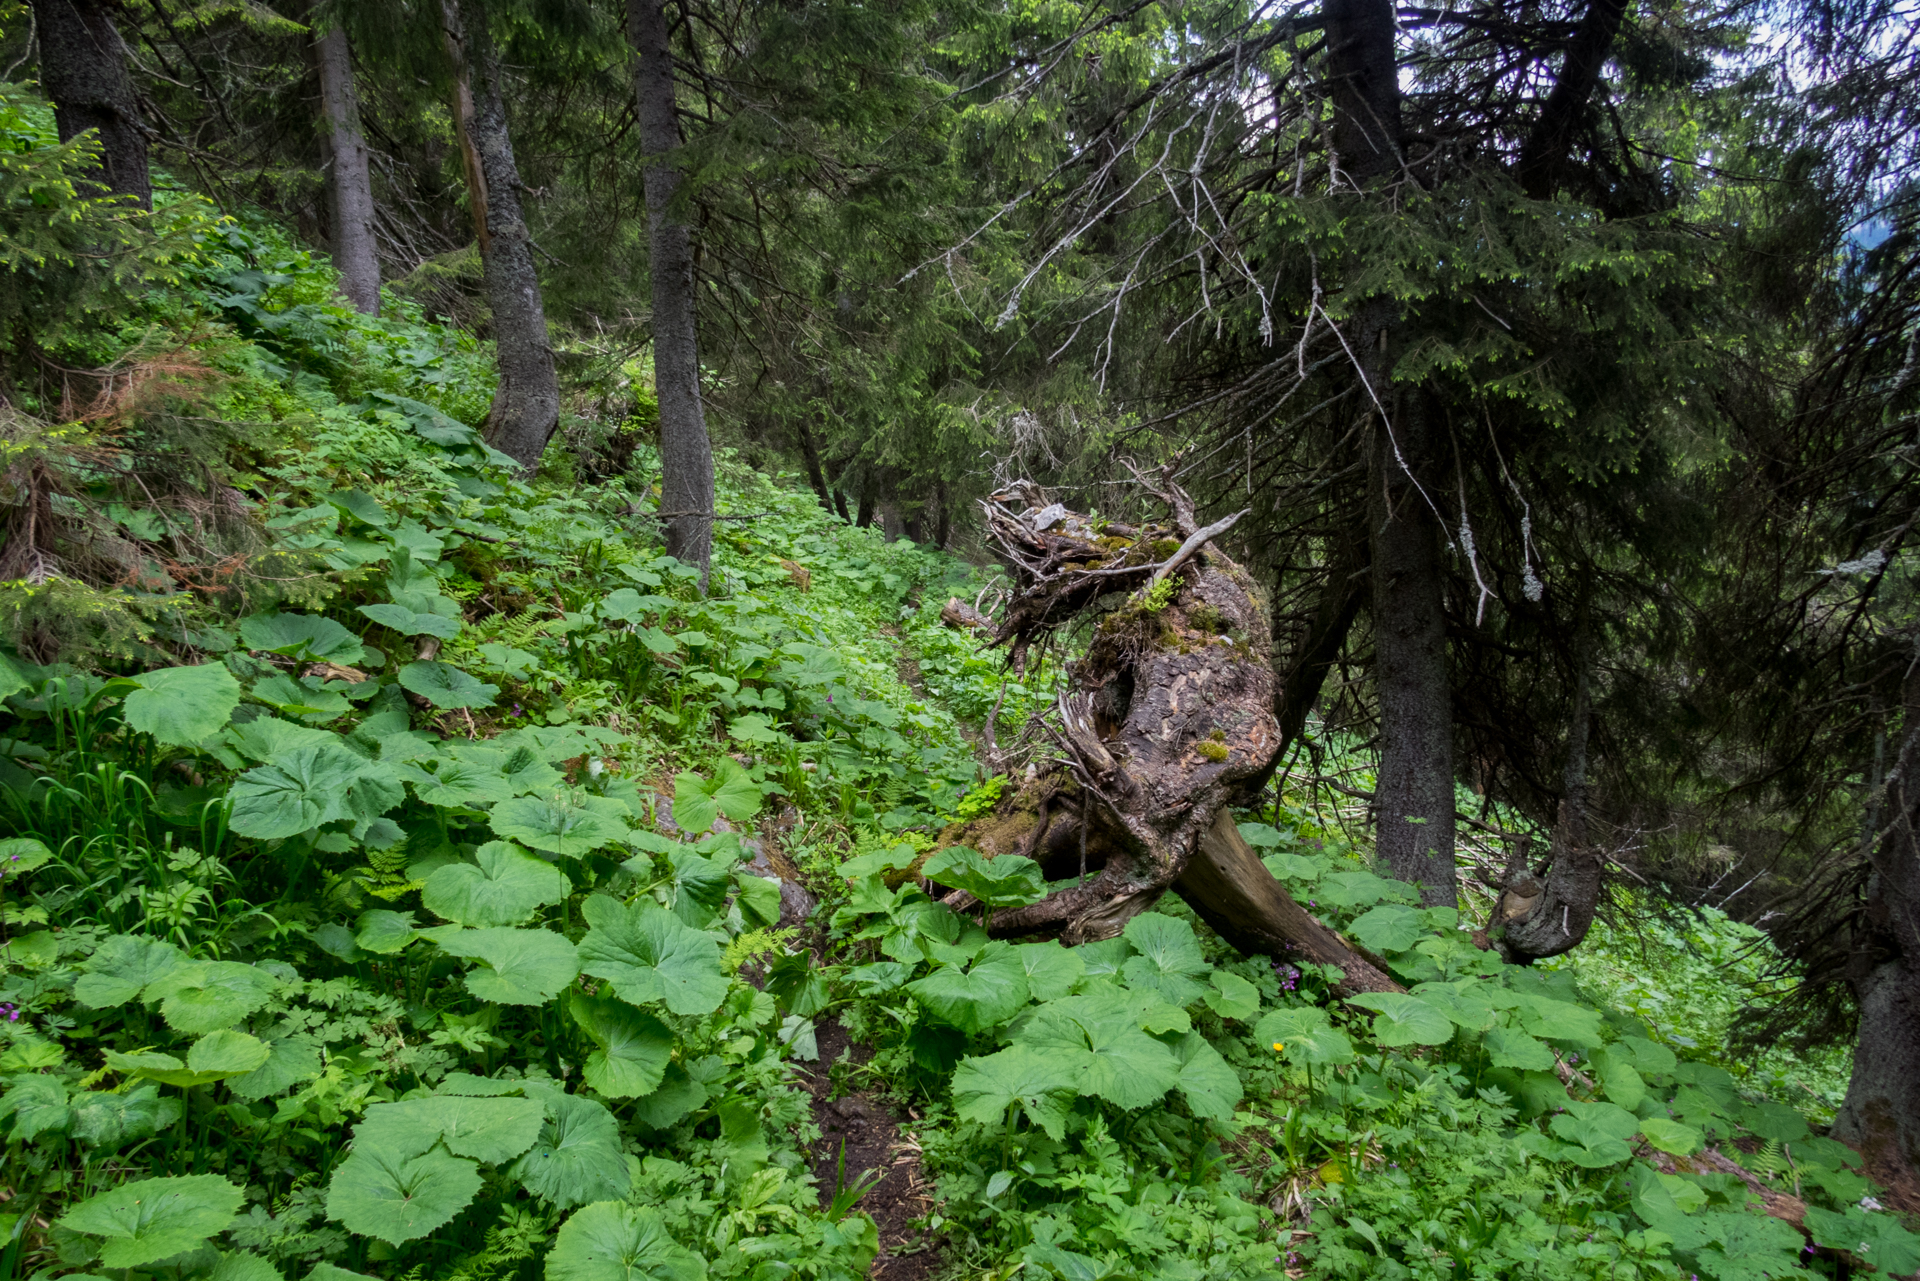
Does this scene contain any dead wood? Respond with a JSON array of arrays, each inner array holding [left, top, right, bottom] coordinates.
[[934, 470, 1404, 996], [939, 597, 991, 631]]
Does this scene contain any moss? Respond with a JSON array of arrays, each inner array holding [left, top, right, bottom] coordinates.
[[1208, 728, 1227, 742], [1188, 603, 1228, 633], [1151, 538, 1182, 557], [1196, 739, 1231, 762]]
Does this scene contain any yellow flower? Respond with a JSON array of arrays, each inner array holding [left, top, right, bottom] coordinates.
[[1271, 1041, 1285, 1053]]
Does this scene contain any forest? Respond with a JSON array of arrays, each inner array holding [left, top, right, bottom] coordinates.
[[0, 0, 1917, 1277]]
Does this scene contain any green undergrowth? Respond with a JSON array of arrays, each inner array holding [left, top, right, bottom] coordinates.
[[0, 201, 1910, 1281]]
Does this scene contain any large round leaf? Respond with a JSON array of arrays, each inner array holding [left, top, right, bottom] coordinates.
[[433, 927, 580, 1005], [1009, 990, 1179, 1110], [513, 1092, 631, 1209], [228, 741, 371, 839], [1119, 913, 1211, 1006], [326, 1145, 482, 1245], [1346, 992, 1455, 1047], [74, 933, 189, 1009], [576, 896, 727, 1016], [906, 942, 1031, 1033], [424, 841, 571, 928], [408, 758, 514, 809], [120, 664, 241, 747], [357, 1094, 546, 1165], [546, 1201, 707, 1281], [921, 845, 1046, 909], [568, 991, 674, 1099], [145, 961, 278, 1035], [1253, 1006, 1356, 1066], [360, 603, 463, 640], [950, 1045, 1078, 1140], [491, 795, 630, 858], [398, 661, 497, 709], [1481, 1025, 1556, 1071], [0, 836, 53, 875], [240, 613, 365, 664], [105, 1030, 270, 1088], [229, 1035, 323, 1101], [669, 760, 761, 834], [58, 1173, 245, 1268]]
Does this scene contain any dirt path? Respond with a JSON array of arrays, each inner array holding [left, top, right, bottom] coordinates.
[[796, 1019, 939, 1281]]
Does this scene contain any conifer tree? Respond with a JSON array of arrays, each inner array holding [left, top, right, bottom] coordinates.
[[313, 7, 380, 313], [31, 0, 149, 209]]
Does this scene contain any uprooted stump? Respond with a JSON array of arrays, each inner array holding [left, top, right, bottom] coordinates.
[[935, 472, 1401, 996]]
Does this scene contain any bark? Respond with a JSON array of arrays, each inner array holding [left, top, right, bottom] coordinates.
[[1515, 0, 1633, 199], [32, 0, 149, 209], [313, 19, 380, 314], [933, 481, 950, 549], [792, 413, 834, 513], [856, 486, 876, 529], [629, 0, 715, 587], [1369, 390, 1457, 907], [928, 474, 1404, 997], [443, 0, 558, 475], [939, 598, 990, 632], [1834, 666, 1920, 1181], [1497, 606, 1603, 960], [1324, 0, 1401, 188]]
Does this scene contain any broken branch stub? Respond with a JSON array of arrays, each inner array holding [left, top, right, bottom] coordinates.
[[943, 477, 1400, 995]]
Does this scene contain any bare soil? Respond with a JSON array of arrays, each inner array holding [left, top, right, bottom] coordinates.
[[797, 1019, 940, 1281]]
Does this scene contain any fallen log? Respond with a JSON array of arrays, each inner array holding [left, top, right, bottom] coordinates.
[[936, 469, 1403, 996]]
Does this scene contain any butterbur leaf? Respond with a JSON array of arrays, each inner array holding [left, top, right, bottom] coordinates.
[[1252, 1006, 1354, 1065], [576, 896, 727, 1016], [240, 614, 364, 664], [1548, 1099, 1640, 1168], [230, 1036, 322, 1101], [491, 795, 629, 858], [326, 1145, 482, 1245], [1012, 943, 1086, 1003], [398, 661, 497, 709], [1346, 992, 1455, 1047], [208, 1251, 284, 1281], [68, 1083, 180, 1148], [1203, 971, 1260, 1020], [514, 1092, 631, 1209], [922, 846, 1046, 908], [1348, 904, 1427, 953], [59, 1173, 245, 1267], [360, 603, 463, 640], [147, 961, 277, 1034], [1512, 993, 1604, 1047], [1120, 913, 1211, 1006], [906, 941, 1030, 1032], [435, 928, 579, 1005], [250, 674, 353, 722], [1804, 1205, 1920, 1275], [1638, 1116, 1703, 1156], [545, 1201, 707, 1281], [1740, 1100, 1810, 1144], [120, 664, 241, 746], [1012, 990, 1180, 1109], [358, 1095, 546, 1164], [1597, 1052, 1647, 1110], [950, 1045, 1077, 1140], [663, 847, 731, 927], [310, 1264, 382, 1281], [409, 758, 514, 809], [111, 1030, 270, 1088], [1172, 1032, 1242, 1121], [75, 934, 188, 1009], [629, 1064, 707, 1130], [0, 1074, 69, 1140], [670, 759, 762, 834], [0, 836, 51, 874], [569, 990, 674, 1099], [355, 910, 416, 954], [425, 841, 571, 927], [228, 741, 371, 839], [1481, 1025, 1556, 1071]]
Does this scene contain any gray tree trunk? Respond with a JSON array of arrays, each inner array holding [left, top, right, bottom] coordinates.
[[1369, 391, 1457, 906], [1325, 0, 1457, 906], [313, 19, 380, 314], [442, 0, 558, 475], [32, 0, 149, 209], [1833, 665, 1920, 1182], [628, 0, 714, 587]]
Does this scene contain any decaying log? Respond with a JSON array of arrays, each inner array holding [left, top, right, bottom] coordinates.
[[939, 597, 991, 631], [932, 469, 1404, 996]]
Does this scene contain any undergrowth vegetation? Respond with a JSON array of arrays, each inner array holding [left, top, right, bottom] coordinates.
[[0, 174, 1916, 1281]]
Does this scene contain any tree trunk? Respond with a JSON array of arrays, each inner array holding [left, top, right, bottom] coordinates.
[[1369, 390, 1457, 907], [629, 0, 715, 588], [1516, 0, 1633, 199], [313, 18, 380, 314], [443, 0, 558, 475], [1833, 665, 1920, 1182], [793, 413, 834, 513], [32, 0, 149, 209], [928, 475, 1405, 997], [1496, 600, 1604, 959]]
